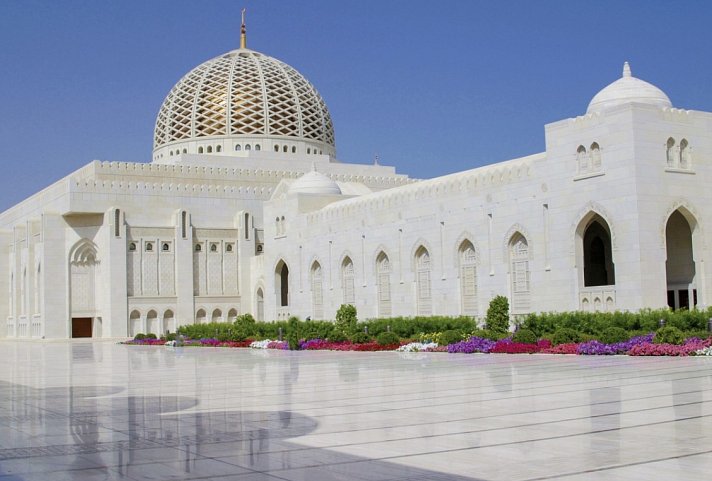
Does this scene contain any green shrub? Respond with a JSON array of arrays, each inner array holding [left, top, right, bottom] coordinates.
[[654, 326, 685, 345], [287, 317, 301, 350], [299, 321, 337, 341], [599, 327, 628, 344], [551, 328, 583, 346], [518, 307, 712, 336], [163, 332, 177, 342], [512, 328, 537, 344], [486, 295, 510, 333], [439, 329, 464, 346], [683, 330, 711, 341], [134, 333, 146, 340], [335, 304, 358, 335], [361, 316, 475, 338], [144, 333, 157, 340], [328, 330, 349, 343], [471, 329, 509, 341], [350, 332, 372, 344], [417, 332, 441, 343], [376, 331, 400, 346]]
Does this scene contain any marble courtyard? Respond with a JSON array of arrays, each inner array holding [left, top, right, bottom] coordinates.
[[1, 341, 711, 480]]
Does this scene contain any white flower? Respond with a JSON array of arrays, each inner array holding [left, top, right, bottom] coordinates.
[[396, 342, 438, 352], [695, 346, 712, 356], [250, 339, 273, 349]]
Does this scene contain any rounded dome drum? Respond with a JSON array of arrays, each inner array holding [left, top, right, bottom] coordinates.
[[153, 48, 335, 159], [587, 62, 671, 114], [289, 169, 342, 195]]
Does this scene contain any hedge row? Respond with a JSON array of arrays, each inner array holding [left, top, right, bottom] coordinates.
[[518, 308, 712, 336], [173, 307, 712, 344]]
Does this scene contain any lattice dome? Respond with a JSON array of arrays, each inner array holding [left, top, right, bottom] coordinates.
[[153, 48, 335, 158]]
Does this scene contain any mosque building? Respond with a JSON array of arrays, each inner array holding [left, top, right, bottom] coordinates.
[[2, 20, 710, 339]]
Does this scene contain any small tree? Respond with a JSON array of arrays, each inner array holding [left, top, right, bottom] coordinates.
[[287, 316, 301, 350], [232, 313, 257, 341], [335, 304, 358, 335], [486, 295, 510, 334]]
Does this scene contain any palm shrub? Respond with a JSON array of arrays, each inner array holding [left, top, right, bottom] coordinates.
[[486, 295, 510, 333]]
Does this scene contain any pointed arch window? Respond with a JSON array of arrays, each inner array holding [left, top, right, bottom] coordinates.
[[590, 142, 601, 171], [376, 252, 391, 317], [415, 247, 432, 315], [666, 137, 676, 167], [342, 257, 355, 305], [311, 262, 323, 319], [576, 145, 588, 173], [458, 241, 477, 316], [679, 138, 691, 169], [509, 234, 530, 314]]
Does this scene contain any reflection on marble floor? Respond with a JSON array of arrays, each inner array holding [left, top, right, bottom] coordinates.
[[0, 341, 711, 480]]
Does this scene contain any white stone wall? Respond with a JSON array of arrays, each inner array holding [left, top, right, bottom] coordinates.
[[1, 93, 711, 338]]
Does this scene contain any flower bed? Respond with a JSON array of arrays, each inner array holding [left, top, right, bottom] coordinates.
[[541, 343, 578, 354], [124, 330, 712, 357], [629, 337, 711, 356]]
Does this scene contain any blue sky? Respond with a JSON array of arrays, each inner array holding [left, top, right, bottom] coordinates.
[[1, 0, 711, 210]]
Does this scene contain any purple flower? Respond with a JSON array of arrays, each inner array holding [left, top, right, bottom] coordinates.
[[577, 333, 654, 355], [447, 336, 496, 354]]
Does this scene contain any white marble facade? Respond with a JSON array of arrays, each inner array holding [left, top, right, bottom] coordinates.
[[1, 40, 710, 340]]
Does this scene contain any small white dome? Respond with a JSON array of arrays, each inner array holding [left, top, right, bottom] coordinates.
[[587, 62, 671, 114], [289, 169, 341, 195]]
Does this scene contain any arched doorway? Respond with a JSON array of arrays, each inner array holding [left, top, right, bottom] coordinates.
[[575, 213, 616, 311], [163, 309, 175, 334], [146, 310, 159, 336], [129, 310, 141, 337], [583, 219, 615, 287], [665, 210, 697, 309], [275, 260, 289, 319], [69, 239, 99, 338]]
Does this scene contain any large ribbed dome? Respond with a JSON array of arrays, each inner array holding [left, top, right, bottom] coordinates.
[[153, 47, 335, 159], [587, 62, 671, 114]]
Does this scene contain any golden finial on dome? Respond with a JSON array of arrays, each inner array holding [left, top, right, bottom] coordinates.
[[240, 8, 247, 49]]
